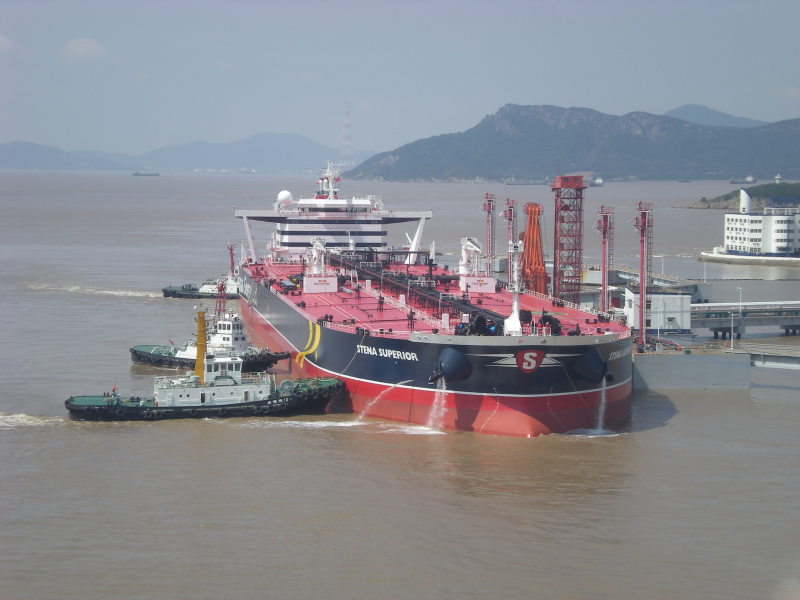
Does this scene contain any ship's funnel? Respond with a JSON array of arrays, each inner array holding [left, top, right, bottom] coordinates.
[[739, 189, 751, 214], [429, 347, 472, 384]]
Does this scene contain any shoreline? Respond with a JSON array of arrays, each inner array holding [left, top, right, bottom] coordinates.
[[698, 251, 800, 267]]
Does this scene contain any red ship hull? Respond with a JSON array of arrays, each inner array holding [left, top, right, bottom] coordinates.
[[239, 295, 632, 437]]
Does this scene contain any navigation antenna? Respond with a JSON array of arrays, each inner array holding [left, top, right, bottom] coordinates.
[[501, 198, 517, 283], [340, 100, 354, 169], [214, 244, 236, 319], [214, 280, 227, 319]]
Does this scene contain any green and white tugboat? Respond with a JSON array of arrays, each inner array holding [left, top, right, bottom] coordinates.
[[66, 310, 343, 421]]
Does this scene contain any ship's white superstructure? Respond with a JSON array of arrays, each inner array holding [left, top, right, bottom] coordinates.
[[152, 355, 277, 408], [235, 162, 431, 263], [170, 312, 253, 361]]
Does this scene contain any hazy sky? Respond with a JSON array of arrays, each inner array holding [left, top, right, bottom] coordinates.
[[1, 0, 798, 155]]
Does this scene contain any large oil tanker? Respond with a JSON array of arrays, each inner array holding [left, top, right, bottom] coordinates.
[[233, 164, 632, 436]]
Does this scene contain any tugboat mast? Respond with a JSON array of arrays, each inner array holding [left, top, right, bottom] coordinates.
[[194, 310, 207, 383]]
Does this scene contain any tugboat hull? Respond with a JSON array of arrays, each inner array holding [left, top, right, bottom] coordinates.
[[65, 378, 343, 421], [129, 345, 289, 372]]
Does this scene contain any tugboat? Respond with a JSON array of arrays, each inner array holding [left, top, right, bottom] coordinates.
[[66, 310, 342, 421], [162, 245, 240, 299], [130, 310, 289, 372], [161, 276, 239, 299]]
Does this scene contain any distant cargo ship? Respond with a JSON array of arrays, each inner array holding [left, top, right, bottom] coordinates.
[[504, 177, 550, 185]]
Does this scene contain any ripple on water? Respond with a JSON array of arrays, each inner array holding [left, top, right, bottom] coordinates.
[[26, 282, 161, 298], [0, 413, 66, 428]]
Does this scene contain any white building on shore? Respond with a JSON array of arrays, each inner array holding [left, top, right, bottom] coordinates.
[[622, 287, 692, 334], [720, 189, 800, 256]]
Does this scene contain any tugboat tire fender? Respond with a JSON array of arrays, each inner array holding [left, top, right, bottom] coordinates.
[[218, 408, 227, 417], [188, 409, 198, 417], [141, 410, 152, 419], [114, 408, 124, 417]]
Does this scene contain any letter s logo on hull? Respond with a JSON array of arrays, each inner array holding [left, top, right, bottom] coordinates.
[[515, 349, 545, 374]]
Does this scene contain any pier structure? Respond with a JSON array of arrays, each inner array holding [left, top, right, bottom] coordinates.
[[732, 343, 800, 370], [610, 266, 710, 301], [690, 301, 800, 339]]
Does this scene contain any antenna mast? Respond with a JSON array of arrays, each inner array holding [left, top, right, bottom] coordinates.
[[341, 100, 354, 169]]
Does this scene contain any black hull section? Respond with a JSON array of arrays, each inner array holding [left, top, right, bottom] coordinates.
[[129, 347, 290, 372]]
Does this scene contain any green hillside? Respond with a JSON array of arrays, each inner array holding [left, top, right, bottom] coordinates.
[[346, 104, 800, 182], [691, 183, 800, 209]]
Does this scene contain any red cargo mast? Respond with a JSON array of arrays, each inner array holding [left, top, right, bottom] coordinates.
[[551, 175, 586, 304], [634, 202, 654, 344], [520, 202, 548, 294], [596, 206, 614, 313]]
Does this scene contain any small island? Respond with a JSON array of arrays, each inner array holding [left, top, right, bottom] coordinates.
[[691, 182, 800, 210]]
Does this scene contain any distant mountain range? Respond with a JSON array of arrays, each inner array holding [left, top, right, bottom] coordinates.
[[663, 104, 766, 128], [2, 104, 796, 180], [0, 133, 375, 173], [345, 104, 799, 181]]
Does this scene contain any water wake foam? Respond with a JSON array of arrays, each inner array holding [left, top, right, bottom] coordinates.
[[380, 424, 445, 435], [231, 417, 444, 435], [237, 419, 365, 430], [564, 428, 620, 438], [0, 413, 65, 428], [27, 283, 161, 298]]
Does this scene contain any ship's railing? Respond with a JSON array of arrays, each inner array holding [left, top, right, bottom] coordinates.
[[522, 288, 627, 324], [360, 284, 452, 333], [268, 283, 439, 338], [241, 372, 276, 386], [320, 320, 415, 338]]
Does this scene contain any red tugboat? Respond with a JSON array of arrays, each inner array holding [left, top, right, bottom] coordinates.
[[233, 163, 632, 437]]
